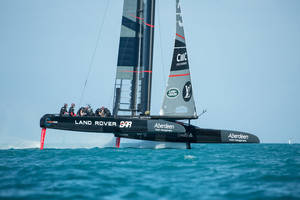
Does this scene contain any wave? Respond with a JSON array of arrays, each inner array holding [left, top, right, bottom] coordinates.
[[0, 137, 187, 150], [184, 155, 196, 160], [0, 140, 40, 149]]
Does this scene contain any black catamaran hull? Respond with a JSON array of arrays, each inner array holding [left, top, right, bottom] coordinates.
[[40, 114, 259, 144]]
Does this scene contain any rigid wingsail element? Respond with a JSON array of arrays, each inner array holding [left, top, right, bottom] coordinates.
[[113, 0, 155, 116], [160, 0, 197, 117]]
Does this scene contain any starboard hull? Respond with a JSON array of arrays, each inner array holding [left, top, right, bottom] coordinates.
[[40, 114, 259, 144]]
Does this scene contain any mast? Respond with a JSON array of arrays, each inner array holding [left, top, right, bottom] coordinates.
[[140, 0, 155, 115], [130, 0, 144, 116]]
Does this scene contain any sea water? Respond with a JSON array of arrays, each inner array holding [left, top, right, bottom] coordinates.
[[0, 144, 299, 200]]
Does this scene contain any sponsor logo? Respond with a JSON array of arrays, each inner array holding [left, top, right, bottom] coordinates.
[[176, 52, 188, 67], [167, 88, 179, 98], [178, 19, 183, 27], [45, 118, 58, 126], [46, 121, 58, 124], [182, 81, 192, 102], [176, 52, 187, 62], [119, 121, 132, 128], [95, 121, 117, 127], [75, 120, 117, 127], [154, 123, 174, 132], [228, 133, 249, 142], [154, 123, 174, 129], [176, 2, 183, 27], [179, 133, 194, 138], [75, 120, 92, 125]]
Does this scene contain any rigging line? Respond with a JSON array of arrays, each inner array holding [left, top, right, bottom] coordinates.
[[79, 0, 110, 106], [157, 0, 166, 85]]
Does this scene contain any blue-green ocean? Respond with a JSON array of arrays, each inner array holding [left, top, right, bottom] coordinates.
[[0, 144, 299, 200]]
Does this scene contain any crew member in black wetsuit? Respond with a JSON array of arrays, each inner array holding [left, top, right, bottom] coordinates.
[[104, 107, 111, 117], [95, 108, 101, 116], [69, 103, 76, 117], [60, 104, 68, 116], [86, 105, 94, 116], [95, 107, 111, 117], [77, 107, 86, 117], [95, 107, 104, 117]]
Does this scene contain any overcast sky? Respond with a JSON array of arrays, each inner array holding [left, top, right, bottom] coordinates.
[[0, 0, 299, 148]]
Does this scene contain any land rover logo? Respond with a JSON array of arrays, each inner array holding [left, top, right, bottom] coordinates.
[[167, 88, 179, 98], [182, 81, 192, 102]]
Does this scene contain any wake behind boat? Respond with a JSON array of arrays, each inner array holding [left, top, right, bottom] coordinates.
[[40, 0, 259, 149]]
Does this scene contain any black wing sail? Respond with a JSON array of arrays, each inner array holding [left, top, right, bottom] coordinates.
[[113, 0, 155, 116], [160, 0, 197, 117]]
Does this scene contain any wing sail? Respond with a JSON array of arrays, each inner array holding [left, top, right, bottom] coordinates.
[[113, 0, 155, 116]]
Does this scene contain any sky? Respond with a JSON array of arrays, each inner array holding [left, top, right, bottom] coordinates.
[[0, 0, 299, 148]]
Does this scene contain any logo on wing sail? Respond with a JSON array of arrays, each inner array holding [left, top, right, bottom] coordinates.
[[182, 81, 192, 102], [167, 88, 179, 98]]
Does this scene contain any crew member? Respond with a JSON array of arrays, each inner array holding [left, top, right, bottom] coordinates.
[[86, 105, 94, 116], [95, 107, 111, 117], [77, 107, 86, 117], [95, 107, 102, 117], [60, 103, 68, 116], [69, 103, 76, 117], [98, 106, 105, 117], [104, 107, 111, 117], [99, 106, 105, 117]]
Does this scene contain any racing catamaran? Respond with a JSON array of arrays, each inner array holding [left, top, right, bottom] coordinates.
[[40, 0, 259, 149]]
